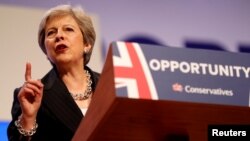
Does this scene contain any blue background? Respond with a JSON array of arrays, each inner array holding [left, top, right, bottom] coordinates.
[[0, 122, 9, 141]]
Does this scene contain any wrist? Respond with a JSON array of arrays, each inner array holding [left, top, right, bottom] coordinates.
[[20, 114, 37, 129], [15, 114, 38, 136]]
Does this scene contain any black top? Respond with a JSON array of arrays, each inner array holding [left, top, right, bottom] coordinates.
[[7, 66, 100, 141]]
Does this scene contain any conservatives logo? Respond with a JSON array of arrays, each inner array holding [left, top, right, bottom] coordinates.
[[172, 83, 234, 96], [172, 83, 183, 92]]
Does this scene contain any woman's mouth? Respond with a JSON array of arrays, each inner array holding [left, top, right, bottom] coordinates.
[[55, 44, 68, 53]]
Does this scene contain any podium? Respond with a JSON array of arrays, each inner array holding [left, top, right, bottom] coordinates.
[[72, 42, 250, 141]]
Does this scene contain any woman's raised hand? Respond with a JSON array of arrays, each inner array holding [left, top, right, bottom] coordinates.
[[17, 62, 44, 128]]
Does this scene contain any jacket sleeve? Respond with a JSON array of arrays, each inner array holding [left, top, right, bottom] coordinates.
[[7, 88, 30, 141]]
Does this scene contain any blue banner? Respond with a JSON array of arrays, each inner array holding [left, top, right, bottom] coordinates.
[[112, 42, 250, 107]]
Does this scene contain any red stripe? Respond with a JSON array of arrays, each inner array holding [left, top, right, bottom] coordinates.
[[114, 42, 151, 99]]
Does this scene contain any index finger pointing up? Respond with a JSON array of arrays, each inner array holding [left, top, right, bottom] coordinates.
[[25, 62, 32, 81]]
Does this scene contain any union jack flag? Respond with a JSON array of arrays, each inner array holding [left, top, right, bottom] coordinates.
[[113, 42, 158, 100]]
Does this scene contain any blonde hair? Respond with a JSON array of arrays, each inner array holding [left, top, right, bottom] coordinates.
[[38, 4, 96, 65]]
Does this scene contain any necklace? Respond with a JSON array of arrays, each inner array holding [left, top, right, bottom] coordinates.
[[70, 70, 92, 100]]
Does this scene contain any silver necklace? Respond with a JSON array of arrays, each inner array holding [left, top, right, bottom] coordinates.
[[70, 70, 92, 100]]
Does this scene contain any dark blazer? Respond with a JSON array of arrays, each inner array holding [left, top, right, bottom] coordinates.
[[7, 66, 100, 141]]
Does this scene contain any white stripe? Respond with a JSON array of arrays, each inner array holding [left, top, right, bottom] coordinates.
[[113, 42, 132, 67], [132, 43, 159, 100], [115, 78, 139, 99]]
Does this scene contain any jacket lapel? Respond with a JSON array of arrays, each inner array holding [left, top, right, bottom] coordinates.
[[41, 69, 83, 132]]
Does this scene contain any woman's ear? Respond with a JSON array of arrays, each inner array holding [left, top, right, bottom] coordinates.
[[84, 44, 91, 53]]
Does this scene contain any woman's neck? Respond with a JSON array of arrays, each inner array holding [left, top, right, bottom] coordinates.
[[58, 63, 87, 94]]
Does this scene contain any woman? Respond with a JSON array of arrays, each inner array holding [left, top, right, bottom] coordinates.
[[7, 4, 100, 141]]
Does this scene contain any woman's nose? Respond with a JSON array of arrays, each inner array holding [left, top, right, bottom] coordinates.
[[55, 30, 64, 42]]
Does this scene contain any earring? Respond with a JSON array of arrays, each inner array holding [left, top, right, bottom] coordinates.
[[84, 48, 88, 53]]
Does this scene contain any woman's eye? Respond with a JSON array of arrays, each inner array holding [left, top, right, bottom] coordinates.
[[46, 30, 55, 37], [66, 27, 74, 31]]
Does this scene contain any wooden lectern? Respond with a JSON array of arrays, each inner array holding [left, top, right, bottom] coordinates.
[[72, 42, 250, 141]]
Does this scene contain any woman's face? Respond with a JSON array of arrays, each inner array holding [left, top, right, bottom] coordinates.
[[44, 15, 89, 66]]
